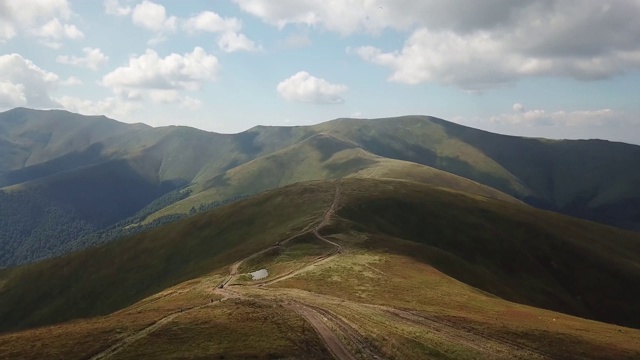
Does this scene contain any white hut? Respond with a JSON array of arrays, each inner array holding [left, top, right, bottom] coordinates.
[[250, 269, 268, 280]]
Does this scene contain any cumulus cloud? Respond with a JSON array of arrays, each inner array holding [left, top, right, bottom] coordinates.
[[30, 18, 83, 40], [351, 25, 640, 89], [56, 47, 109, 70], [183, 10, 260, 53], [183, 10, 241, 33], [277, 71, 347, 104], [218, 32, 260, 53], [0, 53, 59, 108], [60, 76, 82, 86], [236, 0, 640, 89], [0, 0, 82, 45], [101, 47, 217, 107], [131, 0, 176, 32], [512, 103, 525, 112], [490, 104, 631, 128], [179, 96, 202, 110], [56, 95, 141, 120], [233, 0, 532, 35], [0, 81, 26, 108], [104, 0, 131, 16], [103, 47, 219, 92]]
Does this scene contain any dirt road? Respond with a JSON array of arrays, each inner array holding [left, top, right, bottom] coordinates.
[[290, 303, 358, 360], [88, 299, 226, 360], [220, 182, 369, 360]]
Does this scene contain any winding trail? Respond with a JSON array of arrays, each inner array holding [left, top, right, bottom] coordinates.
[[88, 299, 226, 360], [290, 303, 358, 360], [88, 181, 553, 360], [217, 182, 368, 360], [222, 182, 342, 288]]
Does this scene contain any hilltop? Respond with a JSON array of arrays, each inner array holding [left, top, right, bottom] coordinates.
[[1, 178, 639, 359]]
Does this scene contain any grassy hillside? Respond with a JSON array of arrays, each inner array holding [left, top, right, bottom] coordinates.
[[2, 179, 640, 332], [332, 178, 640, 328], [1, 179, 640, 359], [319, 116, 640, 230], [2, 108, 640, 271], [0, 181, 335, 332], [0, 108, 143, 173], [0, 109, 310, 268], [141, 115, 640, 231], [143, 133, 519, 223]]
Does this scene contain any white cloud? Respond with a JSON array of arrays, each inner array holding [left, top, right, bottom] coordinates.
[[183, 11, 241, 33], [351, 25, 640, 90], [236, 1, 640, 89], [148, 89, 178, 104], [277, 71, 347, 104], [61, 76, 82, 86], [233, 0, 392, 34], [0, 0, 83, 45], [234, 0, 527, 34], [56, 47, 109, 70], [0, 0, 72, 40], [0, 81, 27, 107], [489, 105, 631, 128], [0, 54, 59, 109], [131, 0, 176, 32], [104, 0, 131, 16], [102, 47, 217, 107], [183, 10, 260, 53], [512, 103, 525, 112], [218, 32, 260, 53], [31, 18, 83, 40], [180, 96, 202, 110], [56, 95, 141, 120]]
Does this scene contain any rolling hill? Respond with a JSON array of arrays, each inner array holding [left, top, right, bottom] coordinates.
[[1, 178, 639, 359], [2, 108, 640, 269]]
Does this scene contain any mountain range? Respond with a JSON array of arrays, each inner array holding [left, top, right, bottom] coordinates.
[[2, 107, 640, 359], [1, 107, 639, 268]]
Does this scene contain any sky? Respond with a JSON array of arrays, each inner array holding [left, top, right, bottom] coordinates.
[[1, 0, 639, 144]]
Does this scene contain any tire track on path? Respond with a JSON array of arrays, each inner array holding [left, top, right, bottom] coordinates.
[[87, 299, 225, 360], [219, 182, 369, 360]]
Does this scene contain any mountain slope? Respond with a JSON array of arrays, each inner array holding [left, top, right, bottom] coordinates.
[[2, 108, 640, 270], [144, 133, 519, 222], [1, 179, 640, 359], [0, 107, 145, 174], [0, 181, 335, 332], [1, 179, 639, 333], [316, 116, 640, 230]]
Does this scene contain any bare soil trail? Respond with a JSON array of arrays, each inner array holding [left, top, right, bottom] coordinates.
[[222, 182, 343, 288], [261, 288, 555, 359], [381, 307, 551, 359], [218, 182, 371, 360], [89, 181, 557, 360], [289, 303, 359, 360], [87, 299, 226, 360]]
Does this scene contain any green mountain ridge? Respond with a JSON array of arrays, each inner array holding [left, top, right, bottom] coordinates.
[[1, 178, 639, 358], [1, 108, 639, 269]]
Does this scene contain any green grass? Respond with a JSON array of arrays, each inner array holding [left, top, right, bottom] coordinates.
[[115, 299, 330, 360], [331, 178, 640, 328], [2, 178, 640, 359], [234, 233, 334, 284], [3, 110, 640, 274], [143, 132, 520, 223], [0, 181, 335, 332]]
